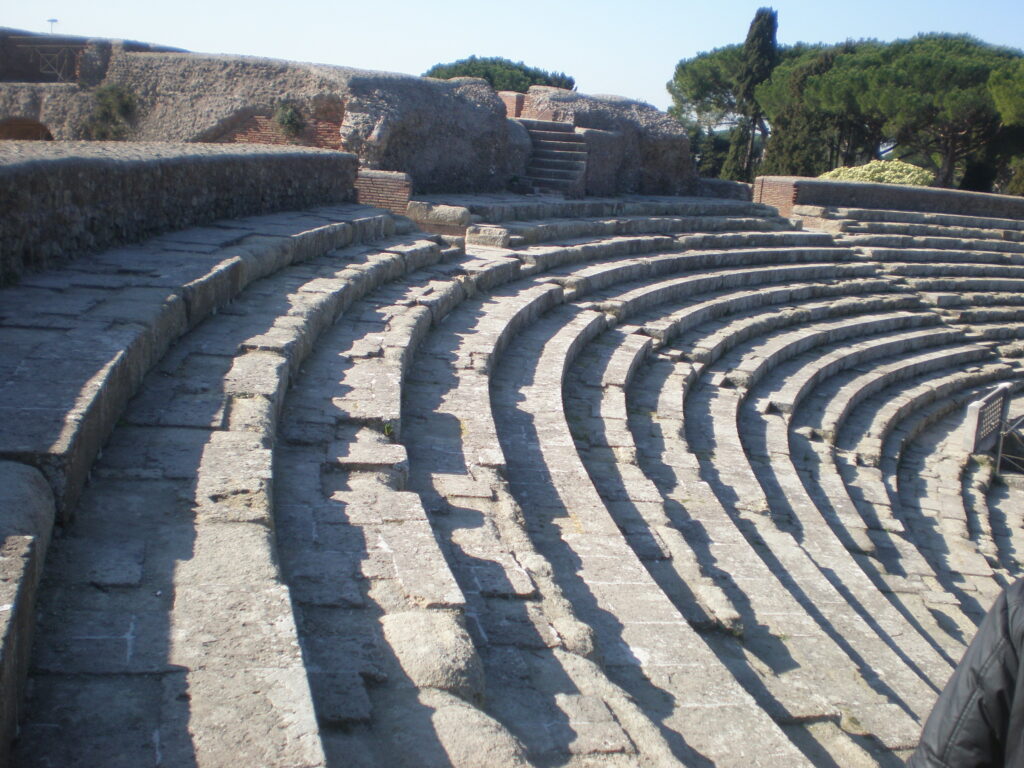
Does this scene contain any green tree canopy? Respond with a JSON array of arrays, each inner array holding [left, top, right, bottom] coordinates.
[[668, 9, 780, 181], [732, 7, 779, 180], [757, 41, 887, 174], [667, 44, 744, 130], [990, 59, 1024, 126], [756, 45, 835, 176], [862, 34, 1018, 186], [423, 56, 575, 93], [672, 25, 1024, 189]]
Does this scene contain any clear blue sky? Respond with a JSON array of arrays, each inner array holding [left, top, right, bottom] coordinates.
[[7, 0, 1024, 110]]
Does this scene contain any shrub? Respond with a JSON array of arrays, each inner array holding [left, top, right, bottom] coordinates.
[[423, 56, 575, 93], [83, 84, 135, 140], [818, 159, 934, 186], [274, 103, 306, 137]]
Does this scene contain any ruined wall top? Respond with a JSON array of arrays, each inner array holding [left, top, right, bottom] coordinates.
[[0, 141, 357, 284], [0, 39, 692, 196]]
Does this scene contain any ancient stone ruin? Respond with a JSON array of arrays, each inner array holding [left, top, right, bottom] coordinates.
[[0, 27, 693, 198], [2, 27, 1024, 768]]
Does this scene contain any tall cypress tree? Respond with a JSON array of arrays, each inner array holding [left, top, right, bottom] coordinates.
[[734, 7, 778, 179]]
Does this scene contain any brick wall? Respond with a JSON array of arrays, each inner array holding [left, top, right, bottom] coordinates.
[[0, 141, 358, 285], [753, 177, 799, 216], [755, 175, 1024, 220], [215, 114, 343, 151], [519, 94, 556, 122], [354, 170, 412, 215], [498, 91, 525, 118]]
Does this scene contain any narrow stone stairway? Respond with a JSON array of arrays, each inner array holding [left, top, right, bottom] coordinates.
[[516, 118, 587, 195]]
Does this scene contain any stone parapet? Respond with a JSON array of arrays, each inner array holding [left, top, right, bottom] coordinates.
[[0, 462, 54, 768], [755, 175, 1024, 219], [0, 141, 357, 284]]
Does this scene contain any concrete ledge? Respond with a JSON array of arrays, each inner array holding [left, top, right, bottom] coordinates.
[[0, 462, 55, 767], [0, 142, 358, 285], [755, 175, 1024, 220]]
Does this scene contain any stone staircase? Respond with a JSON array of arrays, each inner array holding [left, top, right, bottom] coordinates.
[[516, 118, 587, 195], [7, 189, 1024, 766]]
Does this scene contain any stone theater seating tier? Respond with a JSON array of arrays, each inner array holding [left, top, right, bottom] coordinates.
[[5, 167, 1024, 766]]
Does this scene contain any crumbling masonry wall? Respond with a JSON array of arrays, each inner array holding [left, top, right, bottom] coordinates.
[[0, 30, 694, 197], [0, 141, 357, 284]]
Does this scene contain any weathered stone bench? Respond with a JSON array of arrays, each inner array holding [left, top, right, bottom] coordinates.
[[10, 218, 468, 767], [466, 212, 793, 248], [563, 319, 928, 751], [792, 204, 1024, 234]]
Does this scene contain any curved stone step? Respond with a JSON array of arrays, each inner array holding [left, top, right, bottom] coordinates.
[[522, 232, 839, 276], [397, 278, 677, 764], [466, 214, 795, 249], [787, 356, 1021, 631], [569, 256, 872, 308], [794, 205, 1024, 234], [562, 323, 923, 759], [561, 274, 966, 753], [814, 345, 996, 443], [14, 223, 452, 767], [0, 206, 397, 518], [842, 233, 1024, 256], [725, 311, 943, 392], [986, 477, 1024, 580], [899, 415, 1010, 587], [886, 262, 1024, 279], [848, 367, 1023, 468], [851, 372, 1021, 578], [385, 236, 888, 765], [841, 220, 1024, 242], [638, 286, 913, 382], [636, 356, 927, 761], [865, 247, 1024, 266], [767, 327, 966, 416], [685, 330, 956, 705], [14, 187, 1024, 765], [492, 304, 808, 766], [906, 276, 1024, 296], [790, 368, 1018, 651], [412, 194, 778, 230]]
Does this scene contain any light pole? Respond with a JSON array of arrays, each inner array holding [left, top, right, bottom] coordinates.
[[46, 18, 58, 34]]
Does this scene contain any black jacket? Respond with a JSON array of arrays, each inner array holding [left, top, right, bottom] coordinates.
[[908, 579, 1024, 767]]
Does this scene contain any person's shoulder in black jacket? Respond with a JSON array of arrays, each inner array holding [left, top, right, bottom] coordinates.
[[908, 578, 1024, 767]]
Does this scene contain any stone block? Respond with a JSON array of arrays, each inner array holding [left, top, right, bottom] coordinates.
[[381, 611, 484, 703]]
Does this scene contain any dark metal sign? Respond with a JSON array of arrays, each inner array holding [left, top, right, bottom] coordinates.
[[964, 382, 1012, 453]]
